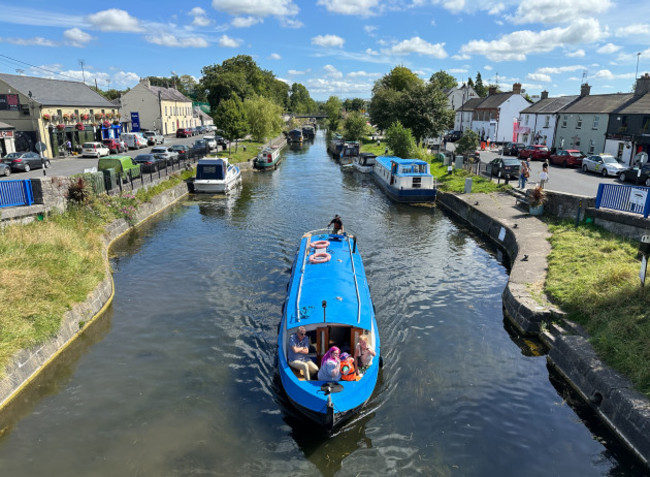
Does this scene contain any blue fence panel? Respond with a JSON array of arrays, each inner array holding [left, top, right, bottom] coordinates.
[[0, 179, 34, 208], [595, 183, 650, 218]]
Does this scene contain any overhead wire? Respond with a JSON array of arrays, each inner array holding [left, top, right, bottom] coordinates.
[[0, 53, 79, 81]]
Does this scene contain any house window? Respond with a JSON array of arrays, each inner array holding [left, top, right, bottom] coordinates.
[[562, 115, 567, 128], [617, 143, 624, 159], [525, 114, 529, 125], [642, 116, 650, 132], [592, 116, 599, 129], [588, 139, 595, 154], [544, 116, 550, 128], [577, 116, 582, 129], [619, 116, 628, 132]]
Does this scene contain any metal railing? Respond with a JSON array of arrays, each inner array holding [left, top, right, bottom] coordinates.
[[0, 179, 34, 208], [595, 183, 650, 218]]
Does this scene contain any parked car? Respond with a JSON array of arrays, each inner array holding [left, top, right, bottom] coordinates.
[[150, 146, 179, 164], [487, 157, 521, 180], [619, 163, 650, 185], [203, 135, 218, 151], [170, 144, 188, 155], [176, 128, 192, 138], [215, 135, 227, 149], [98, 155, 141, 180], [0, 162, 11, 176], [444, 130, 462, 142], [82, 142, 110, 158], [2, 151, 51, 172], [582, 154, 625, 177], [503, 142, 525, 156], [132, 154, 165, 172], [143, 131, 164, 145], [518, 145, 550, 161], [193, 139, 209, 156], [549, 149, 584, 168], [103, 138, 126, 154]]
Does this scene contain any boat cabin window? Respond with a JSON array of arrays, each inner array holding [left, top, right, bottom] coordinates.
[[197, 163, 225, 180], [400, 163, 427, 174]]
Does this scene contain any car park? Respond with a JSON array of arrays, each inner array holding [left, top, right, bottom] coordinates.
[[103, 138, 126, 154], [582, 154, 625, 177], [518, 144, 550, 161], [82, 142, 110, 158], [0, 162, 11, 176], [97, 155, 141, 180], [132, 154, 165, 172], [619, 162, 650, 186], [502, 142, 525, 156], [549, 149, 584, 168], [150, 146, 179, 164], [487, 157, 521, 180], [2, 151, 51, 172], [176, 128, 192, 138]]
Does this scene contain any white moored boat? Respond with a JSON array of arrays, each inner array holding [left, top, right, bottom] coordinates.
[[372, 155, 437, 203], [353, 152, 377, 173], [193, 158, 241, 193]]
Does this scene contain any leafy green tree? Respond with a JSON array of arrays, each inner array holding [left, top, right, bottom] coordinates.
[[99, 88, 127, 101], [369, 66, 424, 133], [343, 111, 369, 141], [429, 70, 457, 90], [386, 121, 416, 159], [215, 93, 248, 153], [289, 83, 314, 114], [401, 82, 449, 143], [243, 95, 283, 142], [375, 66, 422, 92], [324, 96, 342, 132], [342, 98, 366, 112], [474, 72, 487, 97], [455, 129, 479, 156]]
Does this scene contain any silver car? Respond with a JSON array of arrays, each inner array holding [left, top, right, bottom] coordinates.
[[150, 146, 179, 165], [582, 154, 625, 177]]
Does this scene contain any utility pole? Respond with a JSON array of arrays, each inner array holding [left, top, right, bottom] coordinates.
[[636, 52, 641, 79], [79, 59, 86, 83]]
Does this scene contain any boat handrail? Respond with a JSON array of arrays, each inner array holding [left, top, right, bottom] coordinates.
[[296, 240, 309, 322], [345, 234, 362, 324]]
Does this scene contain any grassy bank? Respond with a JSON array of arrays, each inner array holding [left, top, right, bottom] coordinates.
[[0, 170, 192, 377]]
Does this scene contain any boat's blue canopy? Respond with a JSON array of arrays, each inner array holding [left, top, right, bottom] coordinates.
[[375, 155, 431, 176], [285, 232, 374, 331]]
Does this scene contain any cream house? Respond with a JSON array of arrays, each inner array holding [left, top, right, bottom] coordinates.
[[0, 73, 120, 157], [120, 78, 196, 135]]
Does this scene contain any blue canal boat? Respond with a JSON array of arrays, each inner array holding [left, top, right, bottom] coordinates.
[[278, 229, 380, 431], [372, 155, 437, 203]]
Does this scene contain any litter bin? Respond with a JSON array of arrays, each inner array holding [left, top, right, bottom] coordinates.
[[102, 168, 117, 191]]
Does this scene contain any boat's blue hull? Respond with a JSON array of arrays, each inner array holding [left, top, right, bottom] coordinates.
[[372, 172, 438, 203], [278, 230, 380, 430]]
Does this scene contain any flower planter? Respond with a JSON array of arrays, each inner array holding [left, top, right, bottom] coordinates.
[[529, 204, 544, 215]]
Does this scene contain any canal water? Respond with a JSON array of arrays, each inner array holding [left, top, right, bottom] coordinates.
[[0, 131, 645, 476]]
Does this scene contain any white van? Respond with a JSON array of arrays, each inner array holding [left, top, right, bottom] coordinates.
[[121, 132, 147, 150]]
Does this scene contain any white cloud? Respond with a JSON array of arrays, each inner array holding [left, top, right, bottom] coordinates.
[[460, 19, 606, 62], [484, 65, 493, 70], [279, 18, 304, 28], [189, 7, 211, 26], [305, 77, 373, 99], [113, 71, 140, 88], [567, 49, 585, 57], [211, 0, 299, 17], [146, 33, 209, 47], [63, 28, 94, 47], [383, 37, 447, 58], [365, 48, 379, 56], [269, 53, 281, 60], [288, 69, 307, 75], [323, 64, 343, 78], [449, 68, 468, 73], [3, 36, 57, 47], [316, 0, 380, 16], [597, 43, 621, 54], [232, 16, 261, 27], [312, 34, 345, 48], [438, 0, 466, 14], [537, 65, 586, 74], [527, 72, 552, 82], [86, 9, 142, 32], [348, 71, 379, 77], [487, 3, 505, 14], [615, 23, 650, 37], [593, 69, 635, 80], [364, 25, 377, 35], [190, 7, 207, 16], [218, 34, 241, 47], [510, 0, 612, 24]]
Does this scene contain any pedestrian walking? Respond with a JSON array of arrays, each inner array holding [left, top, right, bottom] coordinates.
[[539, 162, 549, 189], [66, 140, 72, 156], [519, 160, 529, 188]]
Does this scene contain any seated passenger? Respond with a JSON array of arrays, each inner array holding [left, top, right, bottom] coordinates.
[[288, 326, 318, 380], [354, 334, 376, 377], [339, 352, 356, 381], [317, 346, 341, 381]]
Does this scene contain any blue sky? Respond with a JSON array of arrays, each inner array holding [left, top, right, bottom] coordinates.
[[0, 0, 649, 101]]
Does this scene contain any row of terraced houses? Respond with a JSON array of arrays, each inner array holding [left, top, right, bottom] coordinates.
[[0, 74, 212, 159], [451, 74, 650, 166]]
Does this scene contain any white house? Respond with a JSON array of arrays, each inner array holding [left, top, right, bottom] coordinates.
[[517, 91, 579, 148], [470, 84, 531, 143]]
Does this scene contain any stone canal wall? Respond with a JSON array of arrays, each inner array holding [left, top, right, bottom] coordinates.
[[436, 191, 650, 468]]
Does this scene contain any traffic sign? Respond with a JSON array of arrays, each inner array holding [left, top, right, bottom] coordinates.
[[35, 141, 47, 152]]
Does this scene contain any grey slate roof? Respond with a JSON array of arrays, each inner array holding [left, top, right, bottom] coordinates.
[[613, 93, 650, 115], [148, 85, 192, 103], [521, 95, 578, 114], [0, 73, 115, 108], [475, 92, 516, 109], [458, 97, 484, 111], [560, 93, 634, 114]]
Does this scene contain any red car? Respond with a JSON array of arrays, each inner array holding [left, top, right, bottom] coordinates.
[[549, 149, 585, 168], [518, 144, 550, 161], [176, 128, 192, 138], [102, 138, 125, 154]]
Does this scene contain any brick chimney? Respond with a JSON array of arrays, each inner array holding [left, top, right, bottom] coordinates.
[[488, 86, 497, 96], [541, 90, 549, 100], [634, 73, 650, 96], [512, 83, 522, 94], [580, 83, 591, 97]]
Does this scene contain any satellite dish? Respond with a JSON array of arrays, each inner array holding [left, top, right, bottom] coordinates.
[[35, 141, 47, 152]]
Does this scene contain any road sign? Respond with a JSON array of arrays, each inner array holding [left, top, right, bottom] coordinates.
[[35, 141, 47, 152]]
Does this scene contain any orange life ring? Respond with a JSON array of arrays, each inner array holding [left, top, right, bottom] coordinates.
[[310, 240, 330, 249], [309, 252, 331, 264]]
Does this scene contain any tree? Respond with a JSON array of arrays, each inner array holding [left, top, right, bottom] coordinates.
[[474, 72, 487, 97], [385, 121, 416, 159], [99, 88, 127, 101], [369, 66, 424, 133], [429, 70, 457, 90], [324, 96, 342, 132], [342, 98, 366, 112], [374, 66, 422, 92], [343, 112, 369, 141], [401, 82, 449, 143], [454, 129, 479, 156], [215, 93, 248, 153], [289, 83, 314, 114], [243, 95, 283, 142]]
